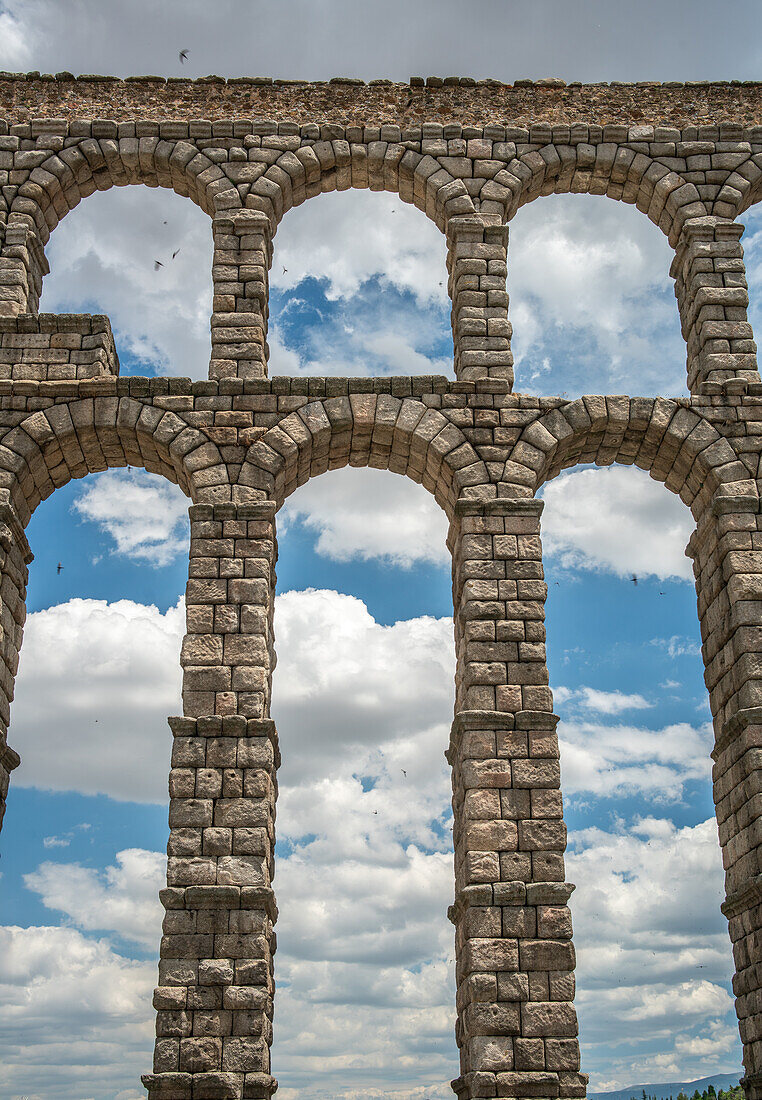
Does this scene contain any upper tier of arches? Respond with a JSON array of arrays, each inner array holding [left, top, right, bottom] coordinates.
[[6, 127, 760, 252]]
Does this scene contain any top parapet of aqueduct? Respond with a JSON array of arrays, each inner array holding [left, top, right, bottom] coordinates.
[[0, 72, 759, 129]]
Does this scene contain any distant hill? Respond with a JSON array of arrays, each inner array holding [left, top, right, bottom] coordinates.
[[588, 1073, 742, 1100]]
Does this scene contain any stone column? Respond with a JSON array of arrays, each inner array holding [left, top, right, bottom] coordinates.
[[448, 497, 586, 1100], [210, 211, 273, 382], [0, 498, 31, 833], [0, 219, 49, 317], [671, 216, 759, 395], [688, 489, 762, 1100], [447, 214, 513, 386], [143, 502, 279, 1100]]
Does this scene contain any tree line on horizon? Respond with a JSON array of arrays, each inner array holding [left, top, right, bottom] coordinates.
[[631, 1084, 743, 1100]]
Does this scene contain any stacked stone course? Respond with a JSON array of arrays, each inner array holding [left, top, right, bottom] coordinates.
[[0, 75, 760, 1100]]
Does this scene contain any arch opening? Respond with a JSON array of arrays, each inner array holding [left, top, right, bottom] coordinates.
[[540, 462, 741, 1089], [38, 185, 213, 379], [268, 189, 454, 380], [0, 465, 190, 1098], [507, 194, 686, 398], [270, 464, 458, 1097]]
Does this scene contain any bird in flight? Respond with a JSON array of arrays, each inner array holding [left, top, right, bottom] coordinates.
[[282, 266, 288, 274], [56, 562, 63, 575], [631, 574, 638, 586], [172, 249, 181, 259], [401, 769, 407, 777], [154, 260, 164, 270], [179, 49, 189, 64]]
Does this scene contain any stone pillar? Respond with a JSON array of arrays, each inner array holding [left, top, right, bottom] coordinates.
[[143, 502, 279, 1100], [671, 216, 759, 395], [447, 214, 513, 386], [688, 489, 762, 1100], [0, 220, 49, 317], [0, 499, 31, 833], [210, 211, 273, 382], [448, 497, 585, 1100]]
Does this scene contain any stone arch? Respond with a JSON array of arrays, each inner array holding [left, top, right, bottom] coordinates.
[[237, 393, 490, 518], [715, 151, 762, 220], [503, 396, 754, 517], [0, 397, 231, 527], [245, 141, 475, 235], [494, 145, 707, 247], [9, 137, 242, 249]]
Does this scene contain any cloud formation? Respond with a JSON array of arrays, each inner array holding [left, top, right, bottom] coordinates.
[[73, 469, 190, 566], [568, 817, 737, 1087], [25, 848, 166, 950], [272, 192, 448, 307], [280, 467, 450, 567], [509, 194, 686, 397], [0, 923, 154, 1100], [541, 465, 695, 581], [41, 186, 213, 379], [11, 597, 183, 801]]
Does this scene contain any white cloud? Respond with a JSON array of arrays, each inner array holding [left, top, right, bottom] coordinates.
[[509, 194, 687, 396], [555, 685, 652, 715], [559, 719, 713, 801], [567, 816, 739, 1088], [541, 465, 694, 581], [40, 186, 213, 379], [0, 10, 31, 68], [4, 584, 740, 1095], [280, 467, 450, 566], [0, 924, 155, 1100], [272, 588, 454, 786], [10, 597, 183, 802], [73, 469, 190, 566], [272, 191, 448, 307], [25, 848, 166, 949], [651, 635, 702, 659]]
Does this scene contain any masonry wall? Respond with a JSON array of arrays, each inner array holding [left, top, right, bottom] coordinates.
[[0, 77, 759, 1100]]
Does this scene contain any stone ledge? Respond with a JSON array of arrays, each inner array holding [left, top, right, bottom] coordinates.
[[722, 874, 762, 920], [447, 709, 560, 762], [712, 706, 762, 761], [0, 741, 20, 772], [189, 502, 277, 522], [448, 880, 576, 921], [455, 496, 543, 517], [168, 715, 277, 739]]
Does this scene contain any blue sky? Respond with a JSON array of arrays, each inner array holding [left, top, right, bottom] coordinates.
[[1, 2, 761, 1099]]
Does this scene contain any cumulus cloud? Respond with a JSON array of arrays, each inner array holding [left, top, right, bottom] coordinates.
[[0, 924, 155, 1100], [555, 685, 652, 715], [541, 465, 694, 581], [272, 191, 448, 307], [40, 186, 213, 379], [509, 193, 687, 397], [73, 469, 190, 566], [25, 848, 166, 950], [280, 467, 450, 566], [10, 597, 183, 802], [567, 816, 739, 1087], [272, 588, 454, 786], [559, 719, 713, 801], [3, 584, 740, 1094]]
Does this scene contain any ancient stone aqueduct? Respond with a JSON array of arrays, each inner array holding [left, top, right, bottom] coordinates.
[[0, 71, 760, 1100]]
